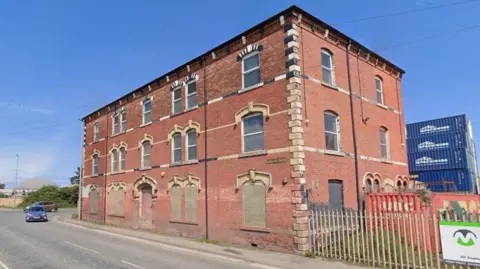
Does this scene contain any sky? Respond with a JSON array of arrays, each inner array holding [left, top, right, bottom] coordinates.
[[0, 0, 479, 187]]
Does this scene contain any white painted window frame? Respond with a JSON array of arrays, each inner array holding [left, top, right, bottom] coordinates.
[[241, 112, 264, 153], [324, 111, 341, 152], [380, 126, 390, 160], [242, 51, 261, 90], [172, 133, 182, 163], [321, 49, 335, 86], [172, 86, 182, 114], [141, 141, 151, 168], [119, 147, 126, 171], [185, 80, 197, 110], [92, 154, 99, 175], [111, 149, 118, 172], [120, 110, 127, 132], [186, 129, 197, 161], [112, 113, 119, 136], [142, 98, 152, 125], [376, 76, 384, 105], [93, 123, 100, 142]]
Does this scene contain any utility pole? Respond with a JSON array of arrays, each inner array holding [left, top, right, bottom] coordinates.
[[13, 154, 19, 207]]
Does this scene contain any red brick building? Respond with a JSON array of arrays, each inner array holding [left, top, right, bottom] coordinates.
[[80, 6, 409, 253]]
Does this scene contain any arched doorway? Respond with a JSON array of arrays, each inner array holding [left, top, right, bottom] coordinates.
[[133, 174, 157, 230], [140, 184, 153, 230]]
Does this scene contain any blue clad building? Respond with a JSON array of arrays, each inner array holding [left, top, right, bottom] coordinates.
[[406, 115, 479, 193]]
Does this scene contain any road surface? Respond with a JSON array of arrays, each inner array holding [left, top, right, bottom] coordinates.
[[0, 209, 255, 269]]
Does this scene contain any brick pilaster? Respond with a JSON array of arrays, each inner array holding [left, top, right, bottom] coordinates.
[[284, 22, 309, 254]]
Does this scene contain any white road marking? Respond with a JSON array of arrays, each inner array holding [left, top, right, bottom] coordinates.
[[0, 260, 10, 269], [121, 260, 145, 269], [63, 240, 99, 254], [57, 220, 284, 269]]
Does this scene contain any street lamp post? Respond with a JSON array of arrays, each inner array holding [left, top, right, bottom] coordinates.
[[13, 154, 19, 207]]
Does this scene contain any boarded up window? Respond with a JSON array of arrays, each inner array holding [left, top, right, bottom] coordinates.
[[90, 189, 98, 214], [185, 184, 197, 222], [117, 188, 125, 216], [108, 189, 116, 215], [243, 181, 266, 227], [170, 185, 182, 221], [328, 180, 344, 209]]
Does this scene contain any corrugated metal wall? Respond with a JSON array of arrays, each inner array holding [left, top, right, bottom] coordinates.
[[409, 169, 475, 192], [406, 115, 467, 139], [408, 148, 469, 171]]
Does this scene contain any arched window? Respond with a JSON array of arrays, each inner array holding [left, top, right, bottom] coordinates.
[[112, 112, 119, 135], [170, 184, 182, 221], [375, 76, 384, 105], [90, 188, 98, 214], [242, 113, 264, 152], [172, 133, 182, 164], [324, 111, 340, 151], [365, 179, 372, 194], [373, 179, 380, 193], [328, 180, 344, 209], [141, 141, 151, 168], [397, 180, 403, 191], [92, 154, 99, 176], [185, 80, 197, 110], [119, 147, 126, 171], [380, 127, 390, 160], [111, 149, 118, 172], [243, 181, 266, 227], [142, 97, 152, 124], [403, 181, 408, 190], [321, 49, 334, 85], [172, 86, 182, 114], [185, 184, 198, 222], [186, 129, 197, 161], [242, 52, 261, 89], [93, 122, 100, 142], [384, 184, 394, 193]]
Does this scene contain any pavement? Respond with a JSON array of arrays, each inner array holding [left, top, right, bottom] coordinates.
[[0, 208, 369, 269]]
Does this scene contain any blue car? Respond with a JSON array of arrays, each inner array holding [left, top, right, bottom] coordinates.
[[25, 206, 48, 222]]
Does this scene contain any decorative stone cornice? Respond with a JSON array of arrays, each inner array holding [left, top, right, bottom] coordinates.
[[107, 182, 126, 193], [132, 174, 157, 199], [234, 102, 270, 125], [237, 44, 264, 61], [168, 174, 201, 190], [138, 134, 153, 147], [235, 168, 272, 190]]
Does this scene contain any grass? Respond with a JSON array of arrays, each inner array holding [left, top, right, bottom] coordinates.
[[198, 237, 220, 245], [71, 213, 79, 219]]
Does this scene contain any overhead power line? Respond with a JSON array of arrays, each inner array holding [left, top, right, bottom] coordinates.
[[342, 0, 479, 23]]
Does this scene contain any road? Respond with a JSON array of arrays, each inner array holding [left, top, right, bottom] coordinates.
[[0, 209, 256, 269]]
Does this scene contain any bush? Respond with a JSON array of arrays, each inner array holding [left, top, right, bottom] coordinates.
[[20, 185, 79, 208], [71, 213, 78, 219]]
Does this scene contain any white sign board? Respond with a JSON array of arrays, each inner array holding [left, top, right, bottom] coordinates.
[[440, 221, 480, 267], [81, 186, 90, 198]]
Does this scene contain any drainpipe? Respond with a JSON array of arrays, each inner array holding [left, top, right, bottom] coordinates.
[[104, 112, 109, 224], [202, 56, 209, 240], [78, 119, 84, 220], [346, 41, 362, 211]]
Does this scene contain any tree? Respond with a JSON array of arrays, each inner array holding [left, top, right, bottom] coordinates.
[[0, 183, 5, 189], [70, 167, 80, 185]]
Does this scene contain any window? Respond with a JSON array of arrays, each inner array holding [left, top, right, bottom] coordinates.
[[328, 180, 344, 209], [380, 127, 390, 159], [170, 185, 182, 221], [242, 53, 261, 89], [324, 111, 340, 151], [119, 148, 126, 171], [92, 154, 99, 175], [93, 123, 100, 142], [143, 98, 151, 125], [108, 188, 117, 215], [365, 179, 372, 194], [172, 133, 182, 163], [111, 149, 118, 172], [185, 184, 198, 222], [376, 76, 384, 105], [120, 110, 127, 132], [242, 113, 264, 152], [186, 130, 197, 161], [321, 49, 334, 85], [90, 189, 98, 214], [112, 113, 119, 135], [172, 87, 182, 114], [186, 81, 197, 110], [141, 141, 151, 168], [117, 187, 125, 216], [108, 186, 125, 216], [373, 180, 380, 193], [243, 181, 266, 227]]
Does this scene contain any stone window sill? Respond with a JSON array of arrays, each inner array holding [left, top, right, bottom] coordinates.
[[140, 122, 152, 128], [239, 150, 268, 158], [239, 225, 270, 233], [108, 214, 125, 218], [185, 106, 198, 113], [111, 131, 126, 138], [238, 82, 264, 94], [90, 213, 97, 215], [324, 150, 345, 157], [91, 174, 99, 178], [381, 159, 393, 164], [321, 81, 338, 91], [139, 166, 152, 171], [376, 103, 388, 110], [169, 220, 199, 226], [110, 171, 126, 175]]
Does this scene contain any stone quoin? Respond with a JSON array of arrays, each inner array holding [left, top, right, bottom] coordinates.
[[80, 5, 409, 254]]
